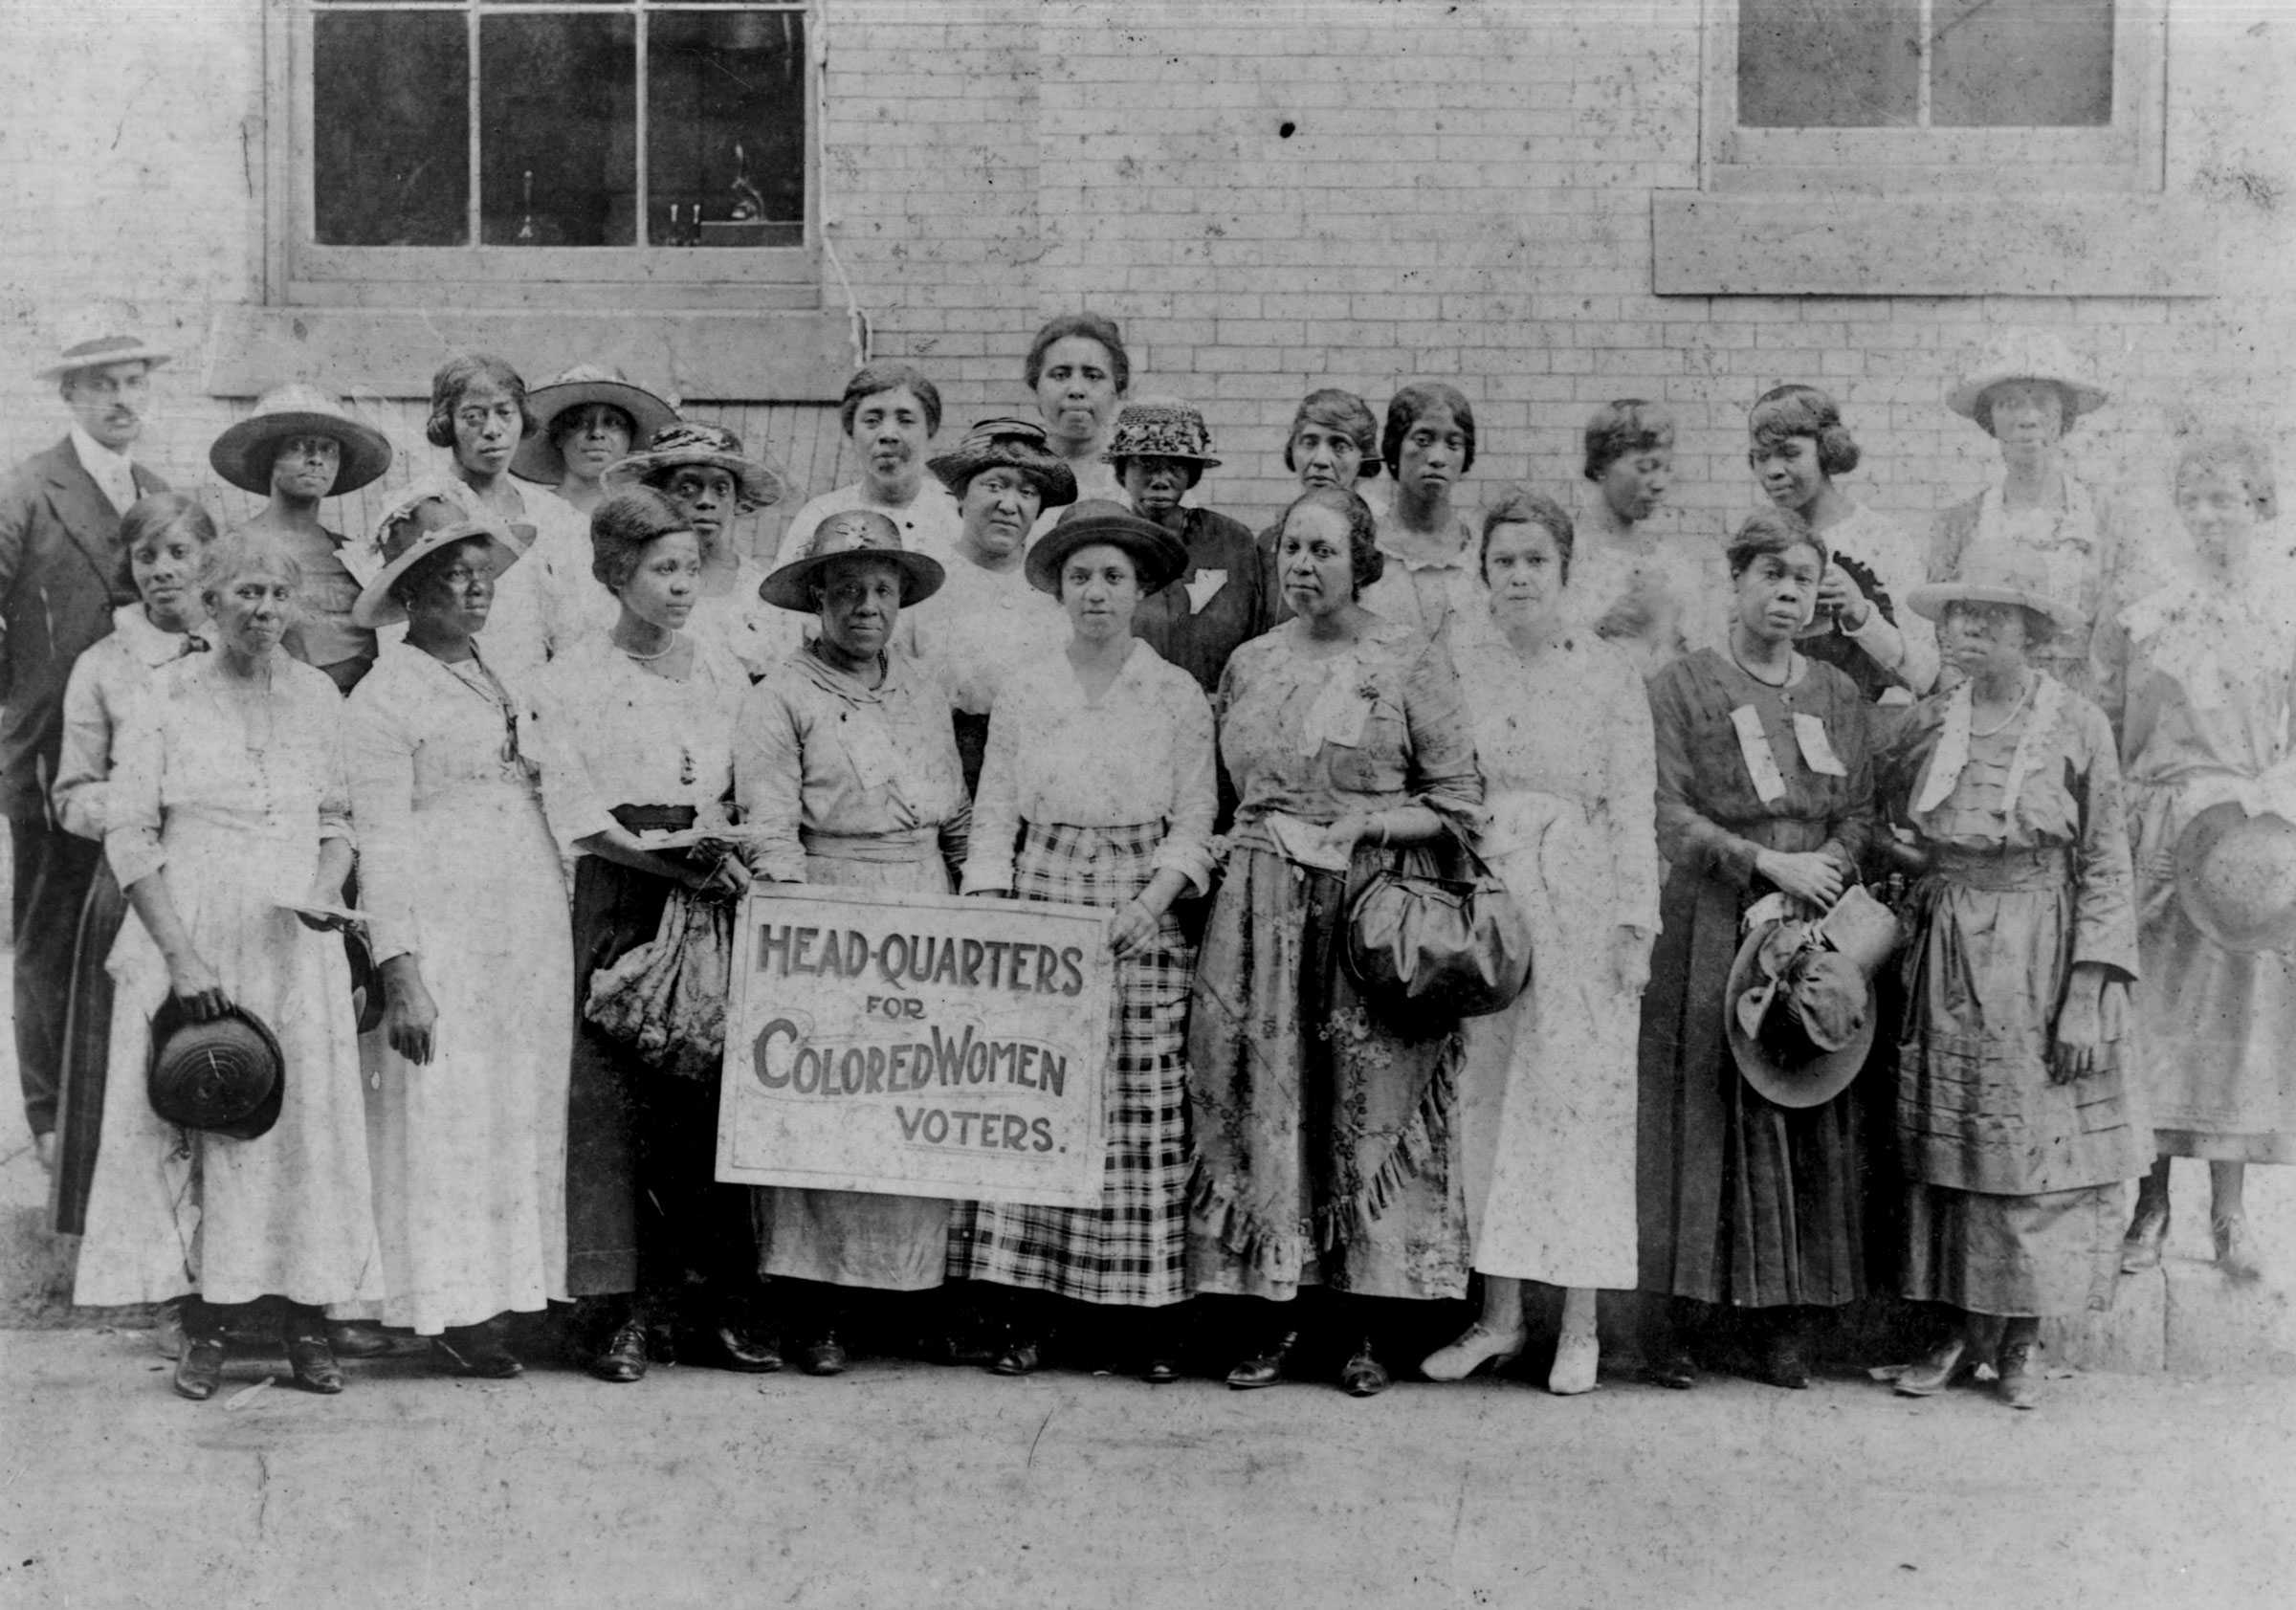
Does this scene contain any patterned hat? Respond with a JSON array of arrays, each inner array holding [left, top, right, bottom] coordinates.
[[1102, 395, 1220, 468], [604, 422, 789, 511], [927, 416, 1079, 506]]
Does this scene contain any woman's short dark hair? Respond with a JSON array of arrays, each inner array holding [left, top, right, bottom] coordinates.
[[114, 493, 217, 593], [425, 353, 539, 450], [1479, 485, 1576, 586], [838, 362, 944, 439], [589, 487, 692, 593], [2175, 428, 2279, 521], [1725, 506, 1828, 579], [1381, 382, 1477, 478], [1748, 384, 1861, 476], [1023, 312, 1131, 395], [1583, 399, 1676, 483], [1279, 485, 1383, 596], [1283, 388, 1381, 479]]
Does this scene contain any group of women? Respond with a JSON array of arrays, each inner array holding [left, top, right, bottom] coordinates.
[[47, 314, 2293, 1415]]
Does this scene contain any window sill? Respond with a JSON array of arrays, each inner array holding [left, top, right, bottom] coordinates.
[[1651, 190, 2219, 298], [203, 304, 857, 401]]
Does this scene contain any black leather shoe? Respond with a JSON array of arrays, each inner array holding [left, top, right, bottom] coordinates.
[[990, 1337, 1042, 1378], [434, 1324, 522, 1379], [327, 1320, 397, 1359], [1754, 1334, 1810, 1391], [704, 1324, 784, 1373], [1225, 1330, 1299, 1391], [173, 1336, 228, 1401], [1338, 1338, 1391, 1399], [283, 1330, 346, 1395], [589, 1320, 650, 1384], [800, 1333, 848, 1377], [1645, 1350, 1699, 1390]]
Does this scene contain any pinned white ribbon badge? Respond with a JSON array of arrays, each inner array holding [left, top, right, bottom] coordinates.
[[1730, 703, 1789, 804]]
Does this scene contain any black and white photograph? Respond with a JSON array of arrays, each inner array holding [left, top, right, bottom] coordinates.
[[1, 2, 2291, 1605]]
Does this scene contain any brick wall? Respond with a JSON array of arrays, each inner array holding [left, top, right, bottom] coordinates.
[[4, 1, 2294, 570]]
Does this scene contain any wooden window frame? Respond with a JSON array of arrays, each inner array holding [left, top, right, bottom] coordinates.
[[260, 0, 823, 311], [1703, 0, 2167, 196]]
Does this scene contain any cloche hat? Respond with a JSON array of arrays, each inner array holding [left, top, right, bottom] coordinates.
[[604, 422, 789, 511], [758, 508, 946, 613], [926, 417, 1079, 507], [512, 364, 679, 485], [208, 384, 394, 497], [1102, 395, 1221, 469], [1025, 499, 1189, 596]]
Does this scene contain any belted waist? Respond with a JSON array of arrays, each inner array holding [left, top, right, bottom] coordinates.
[[611, 804, 697, 834], [801, 826, 937, 865], [1931, 846, 2070, 892]]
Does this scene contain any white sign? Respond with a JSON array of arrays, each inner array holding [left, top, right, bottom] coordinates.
[[716, 884, 1114, 1207]]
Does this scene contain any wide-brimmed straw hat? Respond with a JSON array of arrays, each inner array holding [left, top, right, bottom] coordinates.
[[146, 997, 284, 1141], [351, 496, 532, 629], [512, 364, 679, 485], [1102, 395, 1221, 469], [1905, 540, 2083, 635], [758, 508, 945, 614], [1025, 499, 1189, 596], [604, 422, 789, 511], [2174, 803, 2296, 954], [1945, 334, 2109, 427], [38, 332, 173, 381], [1726, 887, 1899, 1110], [208, 384, 394, 497], [926, 417, 1079, 507]]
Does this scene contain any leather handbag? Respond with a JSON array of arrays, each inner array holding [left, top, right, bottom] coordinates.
[[1342, 827, 1532, 1022]]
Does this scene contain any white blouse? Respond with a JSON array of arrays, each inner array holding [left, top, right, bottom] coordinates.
[[960, 638, 1218, 896], [904, 551, 1069, 716], [533, 632, 748, 853], [52, 603, 207, 841]]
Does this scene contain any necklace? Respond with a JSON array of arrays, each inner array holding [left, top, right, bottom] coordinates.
[[1727, 631, 1794, 689], [1970, 673, 2035, 739], [619, 636, 677, 662]]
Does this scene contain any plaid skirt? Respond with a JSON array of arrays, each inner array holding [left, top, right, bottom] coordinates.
[[949, 820, 1196, 1306]]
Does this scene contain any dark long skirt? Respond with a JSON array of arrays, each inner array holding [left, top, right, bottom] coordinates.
[[563, 849, 758, 1310], [1636, 848, 1866, 1310], [50, 862, 127, 1234]]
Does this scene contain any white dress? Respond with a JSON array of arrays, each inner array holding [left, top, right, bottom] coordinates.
[[74, 652, 384, 1309], [903, 552, 1068, 717], [1451, 610, 1658, 1289], [1564, 504, 1730, 679], [346, 643, 573, 1333]]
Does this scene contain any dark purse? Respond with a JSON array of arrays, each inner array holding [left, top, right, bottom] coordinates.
[[1342, 826, 1533, 1023]]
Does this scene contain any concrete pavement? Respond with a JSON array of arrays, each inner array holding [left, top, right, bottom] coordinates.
[[3, 1327, 2293, 1609]]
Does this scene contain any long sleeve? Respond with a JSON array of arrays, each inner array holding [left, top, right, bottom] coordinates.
[[534, 678, 618, 854], [1647, 669, 1765, 889], [731, 680, 808, 884], [52, 651, 117, 841], [959, 691, 1024, 895], [102, 694, 166, 890], [1401, 638, 1486, 829], [1843, 600, 1941, 695], [2087, 602, 2132, 743], [317, 697, 355, 851], [1603, 658, 1660, 930], [1819, 689, 1875, 871], [1154, 679, 1219, 894], [2067, 702, 2139, 980], [344, 695, 421, 963]]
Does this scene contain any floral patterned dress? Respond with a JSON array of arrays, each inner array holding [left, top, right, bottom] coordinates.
[[1185, 617, 1484, 1303]]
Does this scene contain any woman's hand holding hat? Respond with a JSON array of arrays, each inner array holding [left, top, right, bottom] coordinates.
[[1755, 849, 1844, 908], [165, 952, 232, 1024]]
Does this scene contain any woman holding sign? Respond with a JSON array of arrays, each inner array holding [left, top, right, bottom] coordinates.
[[736, 509, 972, 1376], [953, 501, 1215, 1380], [1186, 485, 1485, 1397]]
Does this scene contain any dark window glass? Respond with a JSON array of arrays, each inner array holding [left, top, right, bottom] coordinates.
[[647, 9, 807, 247], [1738, 0, 1921, 128], [1932, 0, 2114, 126], [478, 13, 637, 245], [313, 11, 468, 245]]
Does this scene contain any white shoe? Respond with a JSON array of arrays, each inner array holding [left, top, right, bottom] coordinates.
[[33, 1131, 58, 1174], [1547, 1328, 1599, 1396], [1420, 1322, 1527, 1382]]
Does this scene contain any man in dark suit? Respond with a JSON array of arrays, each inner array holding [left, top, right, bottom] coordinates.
[[0, 333, 173, 1164]]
